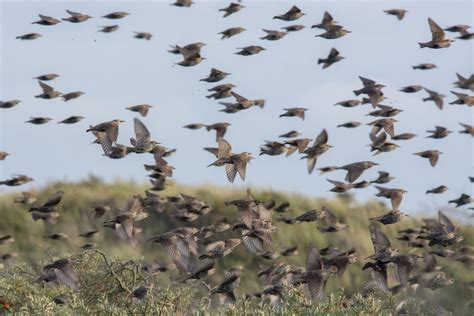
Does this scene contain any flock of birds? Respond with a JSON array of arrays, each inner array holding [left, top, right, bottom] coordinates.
[[1, 1, 473, 310]]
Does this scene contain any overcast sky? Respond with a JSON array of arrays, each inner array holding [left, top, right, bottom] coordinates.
[[1, 0, 473, 219]]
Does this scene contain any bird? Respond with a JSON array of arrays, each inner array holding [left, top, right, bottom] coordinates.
[[426, 185, 449, 194], [133, 31, 153, 40], [459, 123, 474, 136], [392, 133, 417, 140], [235, 46, 266, 56], [219, 27, 246, 40], [279, 130, 301, 138], [318, 207, 348, 232], [282, 25, 305, 32], [312, 11, 337, 30], [13, 191, 37, 204], [399, 85, 423, 93], [26, 117, 53, 125], [0, 152, 9, 161], [62, 10, 92, 23], [32, 14, 61, 25], [205, 122, 231, 141], [34, 73, 59, 81], [316, 25, 351, 39], [0, 175, 34, 186], [102, 12, 129, 19], [450, 91, 474, 106], [171, 0, 194, 7], [43, 233, 69, 241], [284, 138, 312, 156], [200, 68, 230, 83], [207, 138, 252, 183], [16, 33, 42, 40], [86, 119, 124, 144], [413, 150, 442, 167], [260, 29, 288, 41], [35, 81, 61, 99], [301, 129, 333, 174], [279, 108, 308, 120], [337, 121, 361, 128], [418, 212, 463, 246], [453, 73, 474, 91], [301, 244, 335, 300], [273, 6, 305, 21], [29, 191, 64, 213], [318, 48, 344, 69], [42, 258, 78, 289], [374, 186, 407, 210], [426, 126, 452, 139], [383, 9, 407, 20], [61, 91, 85, 102], [422, 88, 445, 109], [412, 63, 437, 70], [126, 104, 153, 117], [129, 118, 157, 153], [419, 18, 454, 48], [219, 3, 244, 18], [370, 210, 409, 225], [448, 194, 472, 207], [0, 100, 21, 109], [368, 118, 397, 137], [367, 222, 399, 263], [98, 25, 119, 33], [337, 161, 378, 183], [58, 116, 85, 124]]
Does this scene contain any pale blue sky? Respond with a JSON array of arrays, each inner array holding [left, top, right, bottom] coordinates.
[[1, 0, 473, 219]]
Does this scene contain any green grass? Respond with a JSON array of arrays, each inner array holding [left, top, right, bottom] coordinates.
[[0, 176, 473, 314]]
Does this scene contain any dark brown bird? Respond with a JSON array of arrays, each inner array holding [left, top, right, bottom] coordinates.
[[205, 122, 231, 141], [318, 48, 344, 69], [172, 0, 194, 7], [26, 117, 53, 124], [444, 25, 471, 33], [426, 185, 449, 194], [337, 121, 361, 128], [399, 85, 423, 93], [79, 230, 99, 238], [316, 25, 351, 39], [14, 191, 37, 204], [282, 25, 305, 32], [0, 175, 33, 186], [211, 268, 242, 306], [419, 18, 454, 49], [16, 33, 42, 40], [200, 68, 230, 82], [426, 126, 452, 139], [335, 99, 360, 108], [260, 29, 288, 41], [448, 193, 472, 207], [454, 73, 474, 91], [32, 14, 61, 25], [62, 91, 85, 102], [208, 138, 252, 183], [370, 210, 409, 225], [126, 104, 153, 117], [0, 100, 21, 109], [199, 239, 241, 259], [98, 25, 119, 33], [368, 118, 397, 137], [35, 81, 61, 99], [219, 27, 246, 40], [412, 63, 437, 70], [278, 209, 321, 224], [102, 12, 129, 19], [370, 171, 395, 184], [301, 129, 333, 174], [219, 2, 244, 18], [34, 73, 59, 81], [43, 258, 78, 289], [0, 235, 14, 245], [273, 6, 305, 21], [418, 211, 463, 246], [133, 32, 153, 40], [206, 83, 236, 99], [367, 223, 399, 263], [90, 205, 110, 219], [423, 88, 445, 109], [0, 152, 9, 161], [302, 244, 335, 300], [58, 116, 85, 124], [259, 141, 287, 156], [284, 138, 311, 156], [31, 211, 59, 224], [459, 123, 474, 136], [337, 161, 378, 183], [62, 10, 92, 23], [43, 233, 68, 240], [279, 130, 301, 138], [29, 191, 64, 213], [279, 107, 308, 120], [312, 11, 337, 30], [169, 42, 206, 55], [86, 119, 125, 144], [367, 105, 404, 118], [392, 133, 417, 140], [235, 46, 266, 56], [450, 91, 474, 106], [318, 207, 348, 232], [384, 9, 407, 20], [414, 150, 442, 167]]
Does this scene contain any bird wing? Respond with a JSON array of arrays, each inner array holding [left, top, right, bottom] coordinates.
[[39, 81, 54, 94], [359, 76, 376, 87], [322, 206, 338, 226], [43, 191, 64, 207], [133, 118, 151, 142], [313, 129, 328, 147], [225, 164, 237, 183], [307, 273, 325, 300], [369, 223, 391, 253], [322, 11, 334, 24], [328, 48, 339, 59], [429, 152, 439, 167], [307, 157, 317, 174], [428, 18, 445, 41], [438, 211, 456, 233], [287, 5, 301, 14], [97, 132, 113, 155], [231, 91, 248, 102], [234, 158, 248, 181], [345, 168, 364, 183], [306, 244, 323, 271], [217, 138, 232, 157]]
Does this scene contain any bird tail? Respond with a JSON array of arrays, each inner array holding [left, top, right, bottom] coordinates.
[[418, 42, 426, 48], [353, 89, 362, 96], [317, 59, 324, 65]]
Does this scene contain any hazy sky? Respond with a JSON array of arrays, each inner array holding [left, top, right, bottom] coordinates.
[[1, 0, 473, 218]]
